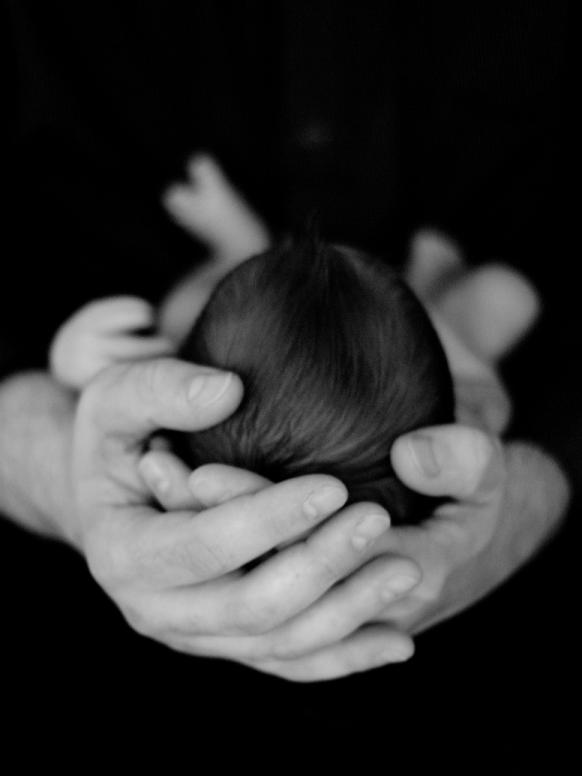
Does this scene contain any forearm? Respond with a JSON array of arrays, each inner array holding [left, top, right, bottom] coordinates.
[[0, 371, 78, 546], [494, 441, 570, 572], [415, 441, 571, 634]]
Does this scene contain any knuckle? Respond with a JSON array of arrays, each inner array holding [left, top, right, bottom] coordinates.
[[340, 646, 368, 674], [473, 435, 507, 498], [122, 600, 154, 638], [138, 359, 169, 403], [417, 570, 445, 604], [174, 612, 206, 637], [145, 538, 212, 582], [77, 362, 127, 420], [85, 531, 130, 588], [178, 536, 228, 579], [269, 639, 305, 661], [135, 358, 184, 417], [433, 517, 467, 552], [130, 528, 230, 587], [230, 596, 279, 636], [267, 513, 292, 545], [267, 501, 308, 546], [427, 572, 445, 601], [307, 543, 343, 587]]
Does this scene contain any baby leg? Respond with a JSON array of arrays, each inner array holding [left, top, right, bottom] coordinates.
[[159, 153, 272, 344], [162, 153, 271, 264]]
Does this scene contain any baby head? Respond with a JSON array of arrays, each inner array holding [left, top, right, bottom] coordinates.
[[174, 234, 455, 524]]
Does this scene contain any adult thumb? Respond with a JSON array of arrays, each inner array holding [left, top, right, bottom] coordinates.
[[79, 357, 244, 439], [390, 425, 505, 504]]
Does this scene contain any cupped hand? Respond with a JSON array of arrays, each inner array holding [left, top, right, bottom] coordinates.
[[374, 421, 569, 634], [72, 357, 418, 681], [146, 394, 567, 656], [139, 231, 561, 663], [367, 231, 565, 636], [377, 424, 507, 633]]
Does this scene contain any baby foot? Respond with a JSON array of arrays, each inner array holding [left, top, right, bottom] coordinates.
[[408, 229, 540, 361], [436, 264, 540, 361], [49, 296, 173, 389], [406, 229, 465, 301], [162, 153, 271, 264]]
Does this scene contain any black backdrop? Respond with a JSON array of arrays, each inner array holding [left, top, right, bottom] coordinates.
[[0, 0, 576, 756]]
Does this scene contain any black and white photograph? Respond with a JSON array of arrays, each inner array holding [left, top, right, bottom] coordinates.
[[1, 0, 575, 760]]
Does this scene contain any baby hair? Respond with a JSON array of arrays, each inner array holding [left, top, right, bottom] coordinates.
[[174, 233, 455, 524]]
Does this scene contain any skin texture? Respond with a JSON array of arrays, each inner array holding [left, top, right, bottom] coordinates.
[[138, 313, 569, 680], [0, 363, 417, 680], [135, 163, 569, 680], [0, 155, 569, 682]]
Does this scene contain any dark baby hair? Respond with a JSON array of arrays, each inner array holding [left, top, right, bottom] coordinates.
[[175, 236, 455, 524]]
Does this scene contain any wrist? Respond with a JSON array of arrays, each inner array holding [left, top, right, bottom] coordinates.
[[501, 441, 571, 563], [0, 371, 81, 549], [409, 441, 570, 636]]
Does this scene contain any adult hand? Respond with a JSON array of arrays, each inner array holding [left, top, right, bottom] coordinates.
[[152, 359, 566, 654], [370, 424, 570, 634], [72, 357, 418, 681], [148, 232, 566, 654], [367, 231, 567, 635], [146, 423, 568, 660]]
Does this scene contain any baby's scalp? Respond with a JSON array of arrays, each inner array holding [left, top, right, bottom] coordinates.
[[172, 234, 455, 525]]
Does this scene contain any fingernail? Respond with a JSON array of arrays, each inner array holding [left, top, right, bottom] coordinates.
[[407, 433, 441, 477], [381, 574, 419, 602], [188, 373, 233, 406], [139, 458, 169, 495], [303, 486, 347, 520], [351, 513, 391, 551]]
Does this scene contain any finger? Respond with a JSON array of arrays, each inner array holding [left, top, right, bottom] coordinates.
[[160, 551, 419, 654], [391, 424, 506, 504], [138, 450, 195, 510], [189, 464, 271, 508], [255, 555, 421, 661], [79, 357, 243, 439], [164, 560, 418, 665], [115, 475, 349, 588], [227, 503, 396, 629], [75, 297, 156, 332], [137, 499, 395, 630], [247, 625, 414, 682], [158, 502, 402, 634], [99, 335, 175, 361]]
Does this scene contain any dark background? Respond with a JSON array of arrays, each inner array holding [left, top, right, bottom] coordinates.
[[0, 0, 576, 755]]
